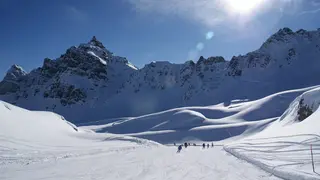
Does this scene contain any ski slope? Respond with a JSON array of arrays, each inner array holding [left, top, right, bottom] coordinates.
[[3, 86, 320, 179], [2, 146, 281, 180], [2, 145, 280, 180], [0, 101, 279, 180], [78, 86, 320, 179]]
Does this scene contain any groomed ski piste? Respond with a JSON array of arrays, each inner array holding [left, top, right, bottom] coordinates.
[[2, 86, 320, 180]]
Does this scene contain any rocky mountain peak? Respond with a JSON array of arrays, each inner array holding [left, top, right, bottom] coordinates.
[[197, 56, 206, 64], [260, 27, 297, 50], [88, 36, 105, 49], [4, 65, 27, 81], [196, 56, 226, 65], [0, 65, 27, 95], [1, 28, 320, 122], [296, 29, 307, 35], [207, 56, 226, 63], [269, 27, 293, 40], [277, 27, 294, 36]]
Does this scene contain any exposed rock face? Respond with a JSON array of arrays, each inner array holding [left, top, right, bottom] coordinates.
[[297, 98, 313, 121], [1, 28, 320, 123], [89, 36, 105, 49]]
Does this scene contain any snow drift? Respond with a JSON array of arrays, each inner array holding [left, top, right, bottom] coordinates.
[[81, 86, 318, 144], [225, 87, 320, 180], [0, 100, 78, 145]]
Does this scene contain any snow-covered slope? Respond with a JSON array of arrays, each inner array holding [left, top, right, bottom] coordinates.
[[2, 84, 320, 180], [225, 87, 320, 179], [3, 87, 320, 180], [1, 101, 279, 180], [0, 100, 78, 145], [80, 86, 318, 144], [0, 101, 155, 148], [1, 28, 320, 123]]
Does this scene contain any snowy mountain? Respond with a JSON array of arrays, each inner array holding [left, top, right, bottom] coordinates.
[[1, 28, 320, 123]]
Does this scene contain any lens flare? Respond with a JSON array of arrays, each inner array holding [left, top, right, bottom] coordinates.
[[206, 31, 214, 40], [196, 43, 204, 51]]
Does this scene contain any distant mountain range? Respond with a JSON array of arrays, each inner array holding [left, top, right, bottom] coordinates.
[[1, 28, 320, 123]]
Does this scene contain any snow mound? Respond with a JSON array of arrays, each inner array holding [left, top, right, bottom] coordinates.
[[0, 100, 78, 144], [87, 108, 211, 135], [81, 86, 317, 144], [0, 100, 159, 147], [225, 87, 320, 180], [150, 110, 206, 131], [278, 87, 320, 124], [0, 101, 78, 142], [172, 110, 205, 123]]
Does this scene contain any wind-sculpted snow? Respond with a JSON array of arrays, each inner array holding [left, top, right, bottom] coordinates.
[[1, 28, 320, 123], [225, 87, 320, 179], [81, 86, 318, 144]]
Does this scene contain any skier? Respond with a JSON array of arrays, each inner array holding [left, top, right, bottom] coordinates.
[[177, 145, 182, 153], [202, 143, 205, 149], [207, 144, 210, 148], [184, 142, 188, 148], [211, 143, 214, 147], [174, 143, 176, 146]]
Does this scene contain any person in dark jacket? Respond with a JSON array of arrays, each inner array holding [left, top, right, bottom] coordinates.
[[184, 142, 188, 148], [177, 145, 182, 153], [202, 143, 205, 149]]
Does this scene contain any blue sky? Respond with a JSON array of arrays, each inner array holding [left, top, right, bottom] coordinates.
[[1, 0, 320, 78]]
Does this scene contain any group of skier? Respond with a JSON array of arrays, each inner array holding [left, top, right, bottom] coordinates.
[[175, 142, 214, 153], [202, 143, 214, 149]]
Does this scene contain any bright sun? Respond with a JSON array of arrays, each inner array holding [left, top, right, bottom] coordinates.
[[226, 0, 265, 14]]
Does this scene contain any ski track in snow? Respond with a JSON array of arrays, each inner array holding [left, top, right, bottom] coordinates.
[[225, 134, 320, 180], [4, 86, 320, 179], [1, 144, 280, 180]]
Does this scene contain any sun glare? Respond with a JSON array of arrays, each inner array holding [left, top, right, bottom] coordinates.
[[226, 0, 265, 14]]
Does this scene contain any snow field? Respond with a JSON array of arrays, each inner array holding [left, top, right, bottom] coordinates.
[[224, 88, 320, 179], [0, 101, 280, 180]]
